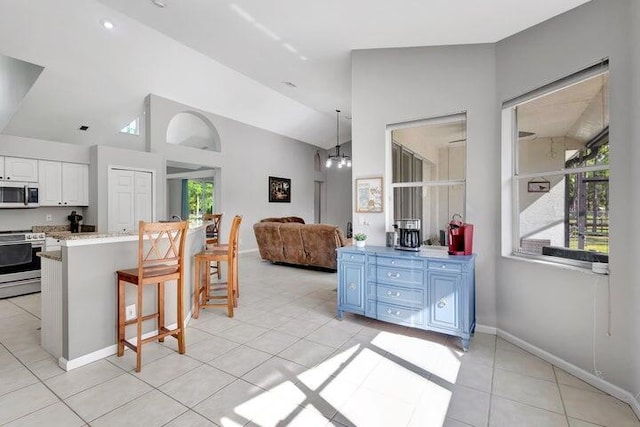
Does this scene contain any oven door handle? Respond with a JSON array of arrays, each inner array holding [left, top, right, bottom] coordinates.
[[24, 185, 28, 206]]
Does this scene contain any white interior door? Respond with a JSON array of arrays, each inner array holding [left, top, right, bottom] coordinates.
[[109, 169, 135, 232], [134, 171, 152, 224]]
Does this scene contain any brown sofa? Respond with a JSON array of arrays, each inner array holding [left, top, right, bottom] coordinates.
[[253, 218, 347, 270]]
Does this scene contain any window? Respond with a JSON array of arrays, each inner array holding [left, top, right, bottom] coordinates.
[[504, 61, 609, 265], [183, 178, 214, 221], [120, 118, 140, 135], [390, 113, 466, 246]]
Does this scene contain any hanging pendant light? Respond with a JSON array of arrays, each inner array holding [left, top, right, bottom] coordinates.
[[325, 109, 351, 168]]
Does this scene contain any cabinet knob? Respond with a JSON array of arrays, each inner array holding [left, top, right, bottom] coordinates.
[[441, 264, 446, 269], [386, 308, 401, 316], [386, 290, 401, 297], [437, 298, 448, 309], [391, 260, 395, 264], [387, 272, 400, 278], [348, 282, 356, 290], [350, 255, 354, 260]]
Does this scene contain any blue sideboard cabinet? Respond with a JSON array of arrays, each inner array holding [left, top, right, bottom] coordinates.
[[337, 246, 476, 350]]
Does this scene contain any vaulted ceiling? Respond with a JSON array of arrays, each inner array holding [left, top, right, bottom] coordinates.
[[0, 0, 591, 149]]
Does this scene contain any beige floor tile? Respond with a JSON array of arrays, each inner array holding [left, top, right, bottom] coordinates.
[[208, 344, 272, 377], [184, 334, 239, 362], [456, 359, 493, 393], [159, 326, 215, 352], [554, 367, 605, 395], [306, 325, 353, 348], [190, 315, 243, 335], [407, 379, 453, 426], [560, 384, 640, 427], [106, 341, 175, 371], [360, 356, 431, 405], [494, 347, 555, 381], [216, 323, 270, 344], [44, 359, 124, 399], [26, 356, 65, 380], [64, 373, 152, 421], [274, 403, 332, 427], [279, 338, 335, 368], [133, 353, 202, 387], [446, 384, 490, 427], [443, 417, 475, 427], [91, 390, 187, 427], [0, 365, 39, 396], [273, 318, 325, 338], [5, 401, 84, 427], [193, 379, 267, 426], [568, 418, 604, 427], [0, 383, 59, 425], [489, 395, 568, 427], [242, 356, 306, 390], [496, 337, 529, 354], [333, 386, 415, 427], [159, 364, 235, 407], [164, 410, 217, 426], [245, 330, 299, 355], [493, 368, 564, 413], [244, 311, 296, 329], [0, 301, 28, 319]]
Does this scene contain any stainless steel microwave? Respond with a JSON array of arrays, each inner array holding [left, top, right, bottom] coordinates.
[[0, 182, 39, 208]]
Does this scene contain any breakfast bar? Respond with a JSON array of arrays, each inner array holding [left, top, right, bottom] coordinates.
[[38, 224, 205, 370]]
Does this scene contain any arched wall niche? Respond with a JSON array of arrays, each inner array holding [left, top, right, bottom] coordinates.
[[166, 111, 221, 152]]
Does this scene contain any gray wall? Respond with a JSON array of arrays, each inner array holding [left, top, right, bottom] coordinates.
[[325, 141, 353, 234], [147, 94, 326, 249], [351, 44, 498, 327], [496, 0, 638, 400], [0, 134, 90, 231], [0, 54, 43, 131]]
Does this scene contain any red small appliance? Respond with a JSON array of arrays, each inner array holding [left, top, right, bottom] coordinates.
[[447, 214, 473, 255]]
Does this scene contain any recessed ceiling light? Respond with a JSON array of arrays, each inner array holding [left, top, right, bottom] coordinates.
[[151, 0, 166, 8], [100, 19, 114, 30], [283, 81, 297, 88]]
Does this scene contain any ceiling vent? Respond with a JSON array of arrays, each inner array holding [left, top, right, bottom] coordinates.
[[78, 125, 89, 131]]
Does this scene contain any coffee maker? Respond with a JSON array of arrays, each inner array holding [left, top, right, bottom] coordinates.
[[394, 219, 421, 251]]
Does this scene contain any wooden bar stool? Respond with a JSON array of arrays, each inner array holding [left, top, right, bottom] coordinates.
[[116, 220, 188, 372], [203, 213, 222, 279], [193, 215, 242, 318]]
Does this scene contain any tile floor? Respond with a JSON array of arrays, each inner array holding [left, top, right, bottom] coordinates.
[[1, 251, 639, 426]]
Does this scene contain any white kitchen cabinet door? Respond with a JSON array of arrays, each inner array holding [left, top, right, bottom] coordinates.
[[4, 157, 38, 182], [38, 161, 63, 206], [108, 168, 153, 232], [62, 163, 88, 206]]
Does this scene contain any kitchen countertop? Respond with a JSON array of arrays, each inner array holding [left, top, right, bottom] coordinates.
[[45, 231, 137, 240], [37, 250, 62, 262]]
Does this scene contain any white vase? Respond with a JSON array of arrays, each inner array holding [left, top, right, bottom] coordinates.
[[355, 240, 366, 248]]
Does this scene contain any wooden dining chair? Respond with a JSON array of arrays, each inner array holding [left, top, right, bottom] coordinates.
[[203, 213, 223, 279], [116, 220, 188, 372], [193, 215, 242, 318]]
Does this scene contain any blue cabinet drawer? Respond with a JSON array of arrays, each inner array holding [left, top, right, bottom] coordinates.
[[377, 266, 423, 287], [427, 260, 463, 273], [376, 284, 423, 307], [340, 252, 366, 263], [377, 302, 424, 327], [376, 256, 424, 269]]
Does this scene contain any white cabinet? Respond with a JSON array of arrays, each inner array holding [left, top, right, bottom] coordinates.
[[45, 237, 62, 252], [108, 168, 153, 232], [0, 156, 4, 180], [38, 161, 88, 206], [2, 157, 38, 182]]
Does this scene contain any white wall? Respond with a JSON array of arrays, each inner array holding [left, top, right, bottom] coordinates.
[[0, 54, 43, 131], [496, 0, 639, 400], [351, 44, 498, 327], [325, 141, 353, 234]]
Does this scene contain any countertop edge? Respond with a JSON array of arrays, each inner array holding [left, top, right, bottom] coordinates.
[[37, 250, 62, 262]]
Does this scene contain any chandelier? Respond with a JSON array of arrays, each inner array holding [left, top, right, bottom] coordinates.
[[325, 109, 351, 168]]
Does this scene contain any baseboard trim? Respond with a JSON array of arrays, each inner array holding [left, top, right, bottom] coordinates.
[[497, 329, 640, 419], [475, 324, 497, 335], [59, 313, 192, 371], [239, 248, 258, 254]]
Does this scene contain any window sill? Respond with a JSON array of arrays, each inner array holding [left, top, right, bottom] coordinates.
[[502, 252, 604, 276]]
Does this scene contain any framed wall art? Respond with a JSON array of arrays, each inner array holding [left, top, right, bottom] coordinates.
[[356, 177, 383, 213], [268, 176, 291, 203]]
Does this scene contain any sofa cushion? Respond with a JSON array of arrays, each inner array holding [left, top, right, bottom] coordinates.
[[279, 223, 306, 264], [299, 224, 346, 270], [260, 216, 305, 224], [253, 222, 286, 262]]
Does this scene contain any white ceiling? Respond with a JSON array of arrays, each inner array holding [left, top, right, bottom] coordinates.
[[0, 0, 591, 149]]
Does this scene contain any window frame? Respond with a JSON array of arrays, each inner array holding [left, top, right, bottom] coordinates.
[[502, 61, 610, 269]]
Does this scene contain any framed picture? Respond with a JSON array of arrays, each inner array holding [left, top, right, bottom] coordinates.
[[356, 177, 383, 213], [268, 176, 291, 203], [527, 179, 550, 193]]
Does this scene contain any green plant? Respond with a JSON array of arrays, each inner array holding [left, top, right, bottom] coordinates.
[[354, 233, 367, 241]]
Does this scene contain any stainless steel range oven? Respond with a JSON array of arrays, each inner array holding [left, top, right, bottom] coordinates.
[[0, 231, 46, 298]]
